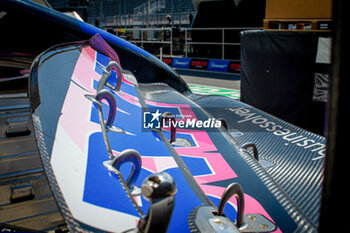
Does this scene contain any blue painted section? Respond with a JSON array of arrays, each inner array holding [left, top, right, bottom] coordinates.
[[94, 53, 137, 96], [83, 133, 142, 216], [83, 51, 208, 232], [96, 52, 110, 67], [94, 61, 105, 76], [181, 156, 212, 177], [171, 57, 191, 68], [207, 59, 230, 72]]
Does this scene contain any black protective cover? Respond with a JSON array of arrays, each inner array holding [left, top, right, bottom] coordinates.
[[240, 30, 331, 135]]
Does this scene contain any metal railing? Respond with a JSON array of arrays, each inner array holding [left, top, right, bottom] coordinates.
[[183, 27, 261, 60], [121, 27, 173, 56], [119, 27, 262, 60]]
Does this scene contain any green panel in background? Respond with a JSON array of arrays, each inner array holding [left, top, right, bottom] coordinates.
[[188, 84, 240, 100]]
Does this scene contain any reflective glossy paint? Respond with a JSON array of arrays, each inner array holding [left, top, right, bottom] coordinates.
[[42, 44, 295, 232]]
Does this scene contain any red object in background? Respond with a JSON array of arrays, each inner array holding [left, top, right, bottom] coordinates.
[[228, 61, 241, 73], [190, 59, 209, 70], [162, 57, 173, 66]]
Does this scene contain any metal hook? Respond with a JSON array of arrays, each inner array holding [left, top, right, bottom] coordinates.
[[97, 61, 123, 93], [218, 182, 245, 229], [241, 142, 259, 161], [217, 118, 228, 130], [85, 90, 117, 160], [95, 90, 117, 128], [160, 112, 176, 143], [104, 149, 142, 195], [103, 149, 144, 216]]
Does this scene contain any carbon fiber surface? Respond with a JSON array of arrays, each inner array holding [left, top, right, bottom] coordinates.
[[139, 83, 319, 232], [190, 94, 325, 226]]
